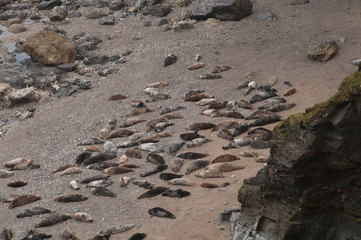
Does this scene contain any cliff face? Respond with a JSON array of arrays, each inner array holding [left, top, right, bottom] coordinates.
[[236, 71, 361, 240]]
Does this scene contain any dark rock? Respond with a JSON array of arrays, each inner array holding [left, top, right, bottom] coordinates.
[[172, 20, 196, 31], [199, 73, 222, 79], [30, 14, 42, 20], [147, 4, 171, 17], [55, 79, 91, 97], [99, 17, 115, 25], [290, 0, 310, 5], [143, 21, 152, 27], [135, 0, 146, 9], [236, 71, 361, 239], [37, 0, 62, 10], [72, 33, 102, 55], [164, 54, 177, 67], [190, 0, 253, 21], [109, 0, 125, 11], [83, 55, 121, 65], [220, 207, 240, 221], [256, 10, 278, 22], [154, 18, 168, 26], [50, 6, 68, 21]]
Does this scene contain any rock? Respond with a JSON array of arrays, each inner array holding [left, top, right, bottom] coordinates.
[[37, 0, 62, 10], [8, 87, 41, 105], [290, 0, 309, 5], [109, 0, 125, 11], [50, 6, 68, 21], [173, 20, 197, 31], [220, 207, 241, 221], [85, 11, 108, 19], [190, 0, 253, 21], [0, 0, 11, 7], [7, 23, 26, 33], [6, 17, 22, 27], [0, 83, 12, 99], [23, 31, 77, 65], [154, 18, 168, 26], [236, 70, 361, 239], [56, 63, 77, 71], [135, 0, 146, 9], [68, 11, 81, 18], [99, 17, 115, 25], [256, 10, 277, 21], [204, 18, 221, 27], [307, 40, 338, 62], [148, 4, 171, 17]]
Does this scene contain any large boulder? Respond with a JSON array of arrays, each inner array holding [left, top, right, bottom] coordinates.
[[190, 0, 253, 21], [235, 71, 361, 239], [23, 31, 77, 65]]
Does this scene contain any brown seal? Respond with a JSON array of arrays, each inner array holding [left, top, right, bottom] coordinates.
[[159, 172, 183, 180], [208, 101, 227, 109], [125, 149, 142, 159], [137, 186, 169, 199], [161, 112, 183, 120], [59, 167, 82, 176], [185, 160, 210, 175], [217, 128, 233, 141], [211, 121, 239, 132], [126, 107, 154, 117], [7, 180, 28, 188], [145, 117, 168, 132], [35, 213, 72, 228], [74, 151, 92, 166], [104, 129, 138, 139], [284, 87, 296, 96], [108, 94, 126, 100], [104, 166, 135, 175], [200, 182, 220, 188], [119, 117, 145, 128], [148, 207, 176, 219], [184, 93, 213, 102], [52, 163, 75, 173], [9, 194, 41, 209], [54, 194, 88, 202], [146, 153, 165, 165], [185, 122, 215, 130], [206, 163, 245, 172], [211, 154, 240, 164], [195, 169, 224, 179]]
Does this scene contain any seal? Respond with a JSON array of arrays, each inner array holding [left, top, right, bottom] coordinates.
[[170, 158, 184, 173], [7, 180, 28, 188], [4, 157, 28, 168], [154, 122, 174, 132], [222, 137, 251, 150], [133, 180, 154, 189], [238, 99, 252, 109], [92, 187, 116, 198], [195, 169, 224, 179], [80, 173, 110, 184], [208, 101, 228, 110], [104, 129, 138, 139], [119, 176, 135, 187], [199, 73, 222, 79], [74, 152, 92, 166], [103, 166, 135, 175], [9, 159, 39, 171], [200, 182, 220, 188], [159, 172, 183, 180], [220, 111, 244, 119], [168, 178, 195, 186], [34, 213, 72, 228], [164, 54, 177, 67], [148, 207, 176, 219], [248, 127, 273, 141], [73, 212, 93, 222], [250, 91, 278, 104], [22, 230, 52, 239], [186, 138, 208, 148], [200, 109, 221, 117], [119, 163, 140, 168], [161, 112, 183, 120], [99, 128, 110, 139], [119, 117, 145, 128], [239, 151, 260, 157], [185, 160, 210, 175], [128, 233, 147, 240], [161, 105, 186, 115], [146, 93, 171, 102], [184, 93, 213, 102], [9, 194, 41, 209], [232, 123, 249, 137], [168, 142, 185, 155], [77, 137, 105, 146], [188, 62, 205, 70], [206, 163, 245, 172], [245, 110, 281, 120], [140, 164, 167, 177], [226, 100, 238, 111], [179, 129, 204, 141], [284, 87, 296, 96], [54, 194, 88, 202], [211, 65, 232, 73], [184, 89, 204, 98], [87, 162, 119, 171], [100, 224, 135, 235], [162, 189, 190, 198], [108, 94, 126, 100], [211, 154, 240, 164], [59, 167, 82, 176], [138, 143, 162, 152], [17, 207, 52, 218], [268, 102, 296, 112], [258, 97, 286, 110], [89, 234, 110, 240], [137, 136, 160, 143], [146, 153, 165, 165], [249, 115, 281, 127], [217, 128, 233, 140], [125, 149, 142, 158], [177, 152, 208, 160], [257, 85, 277, 93], [85, 180, 113, 188], [137, 186, 169, 199], [83, 146, 101, 152], [146, 81, 168, 88], [130, 101, 146, 108], [185, 122, 215, 130], [126, 107, 154, 117], [211, 121, 239, 132], [154, 132, 173, 138], [195, 98, 217, 106], [61, 228, 80, 240], [82, 153, 117, 166]]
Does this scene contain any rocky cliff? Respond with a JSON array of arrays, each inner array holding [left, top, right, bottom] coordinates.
[[235, 70, 361, 240]]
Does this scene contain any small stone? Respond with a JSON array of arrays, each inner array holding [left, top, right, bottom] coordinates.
[[173, 20, 197, 32], [154, 18, 168, 26], [210, 208, 214, 211], [99, 17, 115, 25], [256, 10, 278, 22], [68, 11, 81, 18], [144, 21, 152, 27], [56, 63, 77, 71], [224, 202, 228, 205], [8, 24, 26, 33]]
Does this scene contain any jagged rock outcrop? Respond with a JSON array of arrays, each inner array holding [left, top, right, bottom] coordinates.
[[235, 71, 361, 240], [190, 0, 253, 21]]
